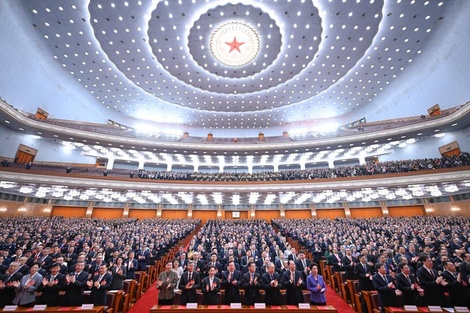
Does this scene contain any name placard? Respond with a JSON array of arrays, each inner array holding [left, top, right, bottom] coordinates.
[[230, 303, 242, 309], [455, 308, 470, 313], [33, 304, 47, 310], [186, 303, 198, 309], [81, 304, 95, 310], [404, 305, 418, 311], [3, 305, 18, 311], [254, 303, 266, 309], [429, 306, 442, 312], [298, 303, 311, 309]]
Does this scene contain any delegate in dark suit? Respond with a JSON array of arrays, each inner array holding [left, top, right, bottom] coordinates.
[[416, 260, 445, 306], [342, 254, 358, 280], [354, 260, 375, 291], [63, 268, 89, 306], [395, 271, 419, 305], [261, 266, 283, 305], [441, 266, 469, 307], [201, 274, 221, 305], [283, 264, 305, 305], [241, 267, 261, 305], [88, 271, 113, 306], [221, 265, 242, 304], [372, 266, 398, 312], [0, 270, 23, 307], [37, 272, 66, 306], [178, 268, 201, 305]]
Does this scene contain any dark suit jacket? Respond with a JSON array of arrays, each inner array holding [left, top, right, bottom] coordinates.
[[64, 271, 89, 306], [283, 270, 305, 305], [201, 276, 220, 305], [329, 253, 343, 273], [0, 271, 24, 307], [178, 271, 200, 305], [354, 262, 375, 291], [372, 273, 398, 308], [395, 272, 419, 305], [416, 266, 444, 306], [124, 259, 138, 279], [37, 273, 66, 306], [221, 270, 242, 304], [295, 258, 312, 280], [241, 272, 261, 305], [89, 272, 113, 306], [441, 270, 469, 307], [261, 272, 283, 305], [342, 255, 358, 280]]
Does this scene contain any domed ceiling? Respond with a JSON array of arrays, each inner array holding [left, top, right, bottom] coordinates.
[[16, 0, 457, 133]]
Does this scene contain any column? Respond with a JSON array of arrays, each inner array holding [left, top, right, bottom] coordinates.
[[86, 201, 94, 218], [273, 164, 279, 172], [310, 203, 317, 218], [156, 204, 163, 218], [358, 156, 366, 165], [188, 204, 193, 218], [343, 202, 351, 218], [167, 163, 172, 171], [138, 160, 145, 170], [250, 205, 256, 219], [248, 165, 253, 174], [219, 165, 224, 173], [106, 158, 115, 170], [380, 200, 389, 217], [123, 203, 130, 218], [328, 159, 335, 169], [279, 203, 285, 218], [299, 162, 306, 170], [217, 205, 223, 220]]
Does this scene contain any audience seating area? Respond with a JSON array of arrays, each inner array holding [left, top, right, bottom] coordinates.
[[1, 215, 469, 312]]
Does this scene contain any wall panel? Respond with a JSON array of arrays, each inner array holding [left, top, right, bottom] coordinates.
[[428, 201, 470, 216], [161, 209, 188, 219], [316, 209, 345, 219], [92, 208, 123, 219], [388, 206, 424, 217], [285, 210, 311, 219], [350, 207, 383, 218], [128, 209, 157, 219], [192, 210, 217, 224], [52, 206, 87, 218], [255, 210, 281, 221]]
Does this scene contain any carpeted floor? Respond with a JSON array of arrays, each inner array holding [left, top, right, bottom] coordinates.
[[127, 281, 355, 313]]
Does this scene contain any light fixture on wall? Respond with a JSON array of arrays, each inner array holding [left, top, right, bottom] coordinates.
[[451, 207, 461, 211]]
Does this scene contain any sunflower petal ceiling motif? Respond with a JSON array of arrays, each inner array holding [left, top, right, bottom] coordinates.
[[23, 0, 448, 130]]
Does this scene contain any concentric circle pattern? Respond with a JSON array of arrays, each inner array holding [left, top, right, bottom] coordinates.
[[21, 0, 452, 131]]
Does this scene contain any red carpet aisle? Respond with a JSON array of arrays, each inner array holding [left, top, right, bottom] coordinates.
[[127, 282, 355, 313], [127, 280, 159, 313]]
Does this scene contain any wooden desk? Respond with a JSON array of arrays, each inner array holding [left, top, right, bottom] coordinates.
[[150, 304, 337, 313], [1, 306, 104, 313], [385, 307, 457, 313]]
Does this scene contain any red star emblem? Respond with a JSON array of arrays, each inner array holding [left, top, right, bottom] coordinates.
[[225, 37, 245, 53]]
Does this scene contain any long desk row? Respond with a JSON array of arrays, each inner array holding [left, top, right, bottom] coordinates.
[[0, 306, 104, 313], [150, 304, 338, 313]]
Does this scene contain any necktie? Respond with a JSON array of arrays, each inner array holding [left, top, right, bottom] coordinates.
[[291, 272, 294, 282], [270, 274, 273, 281], [429, 269, 434, 278], [406, 275, 411, 284], [363, 264, 367, 272], [188, 272, 192, 281], [98, 275, 103, 283], [383, 275, 388, 283], [302, 260, 306, 269], [251, 273, 254, 282]]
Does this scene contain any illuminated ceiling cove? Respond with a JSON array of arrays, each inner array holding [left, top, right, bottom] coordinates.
[[16, 0, 457, 132]]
